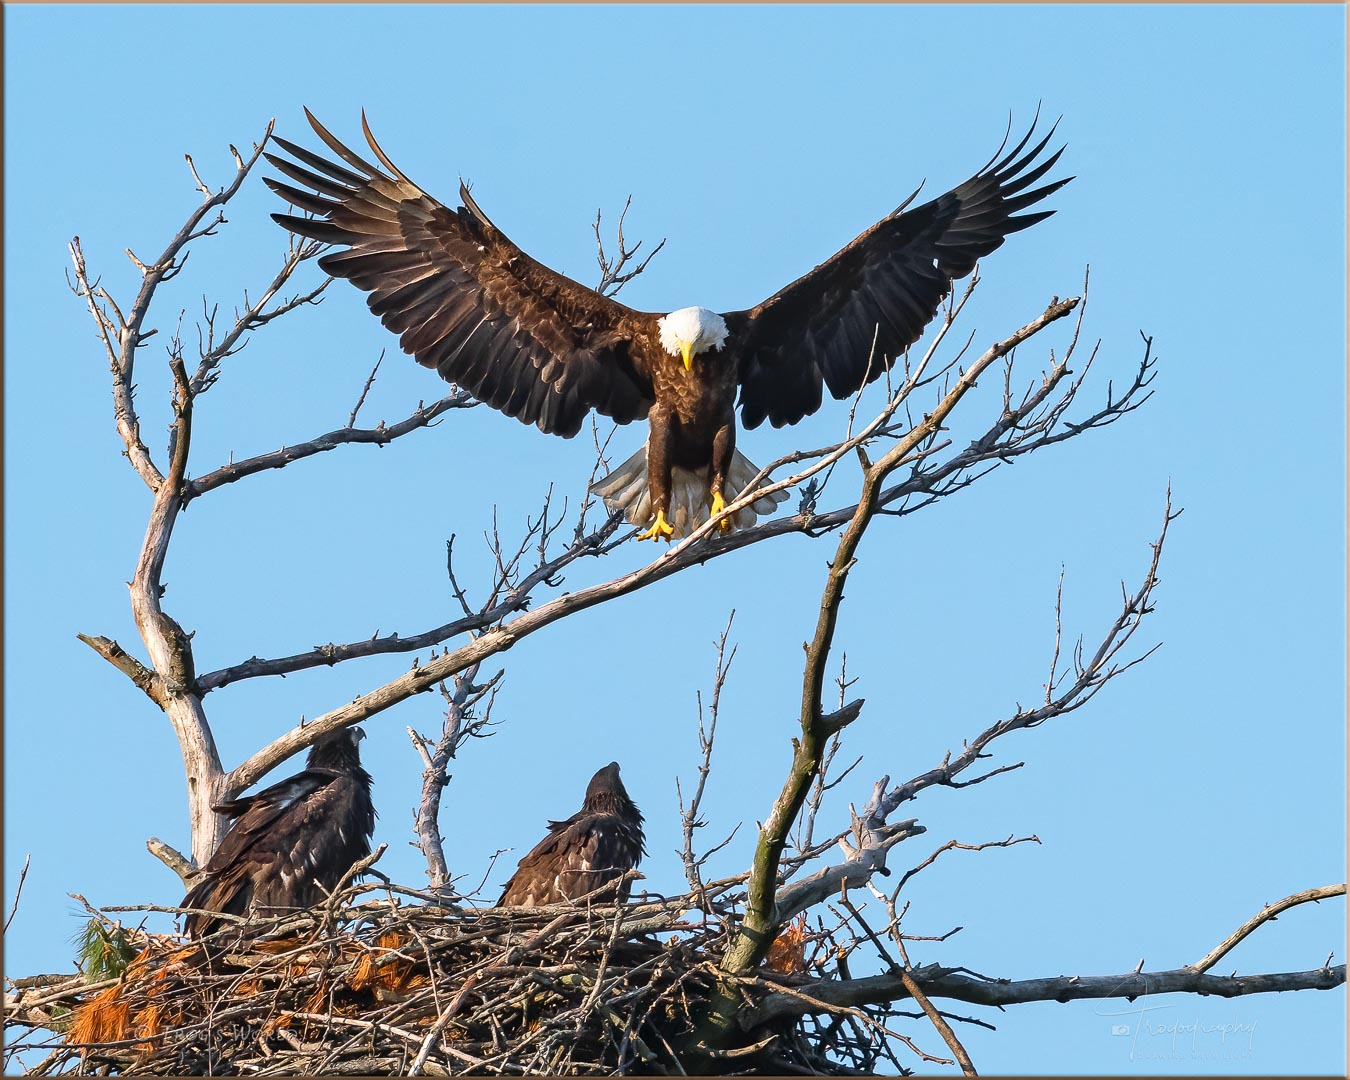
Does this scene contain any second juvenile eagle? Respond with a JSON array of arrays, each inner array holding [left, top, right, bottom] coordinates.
[[268, 111, 1068, 540], [498, 762, 645, 907], [181, 726, 375, 939]]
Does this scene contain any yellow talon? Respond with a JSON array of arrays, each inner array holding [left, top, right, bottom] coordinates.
[[709, 491, 733, 532], [637, 510, 674, 542]]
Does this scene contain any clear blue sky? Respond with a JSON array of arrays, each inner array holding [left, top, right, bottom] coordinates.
[[5, 4, 1345, 1074]]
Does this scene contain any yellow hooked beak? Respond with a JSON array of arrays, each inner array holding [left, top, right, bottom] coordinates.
[[681, 341, 693, 371]]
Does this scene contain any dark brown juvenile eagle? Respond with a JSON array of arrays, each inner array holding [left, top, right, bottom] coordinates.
[[267, 111, 1069, 540], [181, 727, 375, 939], [498, 762, 645, 907]]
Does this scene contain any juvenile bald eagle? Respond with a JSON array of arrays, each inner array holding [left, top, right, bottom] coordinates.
[[181, 727, 375, 939], [267, 111, 1068, 540], [498, 762, 645, 907]]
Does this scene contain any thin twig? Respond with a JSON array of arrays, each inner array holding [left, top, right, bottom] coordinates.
[[679, 613, 738, 905], [347, 349, 386, 428], [6, 854, 31, 934]]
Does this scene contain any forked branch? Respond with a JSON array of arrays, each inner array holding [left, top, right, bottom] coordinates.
[[594, 196, 667, 297], [410, 662, 503, 890], [66, 123, 278, 493]]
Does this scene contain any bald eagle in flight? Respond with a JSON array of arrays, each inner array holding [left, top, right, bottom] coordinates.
[[181, 727, 375, 939], [267, 111, 1068, 540], [498, 762, 645, 907]]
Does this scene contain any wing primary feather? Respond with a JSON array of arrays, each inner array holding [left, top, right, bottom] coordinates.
[[975, 111, 1018, 174], [458, 182, 494, 228], [996, 145, 1066, 196], [264, 153, 355, 200], [263, 178, 338, 217], [269, 135, 365, 187], [1001, 208, 1058, 234], [303, 106, 385, 179], [993, 118, 1061, 180], [271, 213, 356, 244], [361, 109, 413, 185], [889, 181, 926, 217], [986, 114, 1048, 177], [1003, 176, 1074, 213]]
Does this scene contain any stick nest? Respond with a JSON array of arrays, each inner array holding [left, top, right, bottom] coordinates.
[[5, 881, 892, 1076]]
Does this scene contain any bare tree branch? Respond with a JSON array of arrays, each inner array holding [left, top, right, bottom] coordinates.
[[593, 197, 666, 297], [410, 663, 503, 890], [75, 634, 167, 707], [749, 962, 1347, 1026], [348, 350, 386, 428], [145, 838, 196, 885], [190, 235, 329, 395], [891, 835, 1041, 899], [66, 123, 278, 493], [68, 235, 164, 491], [884, 489, 1178, 813], [678, 613, 739, 905], [748, 880, 1345, 1032], [1189, 883, 1346, 975], [898, 967, 978, 1076], [839, 897, 979, 1076], [772, 777, 925, 926], [779, 495, 1174, 891], [6, 855, 30, 935], [198, 492, 623, 695], [182, 390, 475, 507], [791, 659, 862, 866], [124, 331, 225, 863]]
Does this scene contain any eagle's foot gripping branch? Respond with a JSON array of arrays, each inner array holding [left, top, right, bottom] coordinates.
[[709, 491, 734, 532], [637, 511, 675, 542]]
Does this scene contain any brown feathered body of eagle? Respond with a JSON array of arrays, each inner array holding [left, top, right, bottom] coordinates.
[[182, 727, 375, 938], [498, 762, 645, 907], [267, 111, 1069, 540]]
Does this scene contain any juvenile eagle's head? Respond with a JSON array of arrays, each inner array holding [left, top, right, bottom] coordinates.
[[582, 762, 645, 843], [658, 307, 728, 371], [307, 725, 366, 771]]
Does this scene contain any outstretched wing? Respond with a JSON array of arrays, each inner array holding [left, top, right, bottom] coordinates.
[[729, 119, 1071, 430], [267, 110, 656, 438]]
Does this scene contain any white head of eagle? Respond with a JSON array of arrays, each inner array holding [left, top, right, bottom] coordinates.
[[658, 306, 728, 370]]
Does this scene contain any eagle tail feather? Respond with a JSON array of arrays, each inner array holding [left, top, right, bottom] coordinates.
[[590, 445, 788, 539]]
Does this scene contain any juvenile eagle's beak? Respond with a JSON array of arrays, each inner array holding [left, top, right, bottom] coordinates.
[[680, 341, 693, 371]]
